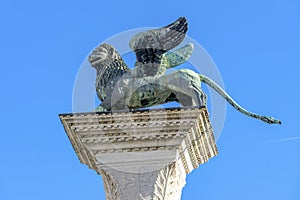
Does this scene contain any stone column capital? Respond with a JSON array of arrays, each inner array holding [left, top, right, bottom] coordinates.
[[60, 107, 218, 200]]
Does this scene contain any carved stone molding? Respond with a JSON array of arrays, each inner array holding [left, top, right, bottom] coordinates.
[[98, 161, 186, 200], [60, 107, 218, 200]]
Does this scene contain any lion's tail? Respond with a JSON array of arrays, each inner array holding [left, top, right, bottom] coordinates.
[[199, 74, 281, 124]]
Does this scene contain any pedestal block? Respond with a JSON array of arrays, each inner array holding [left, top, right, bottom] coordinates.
[[59, 107, 218, 200]]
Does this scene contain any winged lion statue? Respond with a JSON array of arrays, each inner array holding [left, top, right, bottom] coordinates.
[[88, 17, 281, 125]]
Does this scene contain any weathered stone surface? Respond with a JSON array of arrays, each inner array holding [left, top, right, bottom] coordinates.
[[60, 107, 218, 200]]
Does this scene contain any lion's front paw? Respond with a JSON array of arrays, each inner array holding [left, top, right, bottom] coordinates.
[[94, 105, 108, 112]]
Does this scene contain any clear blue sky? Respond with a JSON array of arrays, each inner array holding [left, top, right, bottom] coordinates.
[[0, 0, 299, 199]]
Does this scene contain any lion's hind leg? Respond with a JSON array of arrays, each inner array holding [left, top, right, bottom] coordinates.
[[158, 69, 207, 107]]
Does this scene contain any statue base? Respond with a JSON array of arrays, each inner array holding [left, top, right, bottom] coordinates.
[[59, 107, 218, 200]]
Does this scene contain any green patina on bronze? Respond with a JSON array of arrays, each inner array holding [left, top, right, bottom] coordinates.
[[88, 17, 281, 125]]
